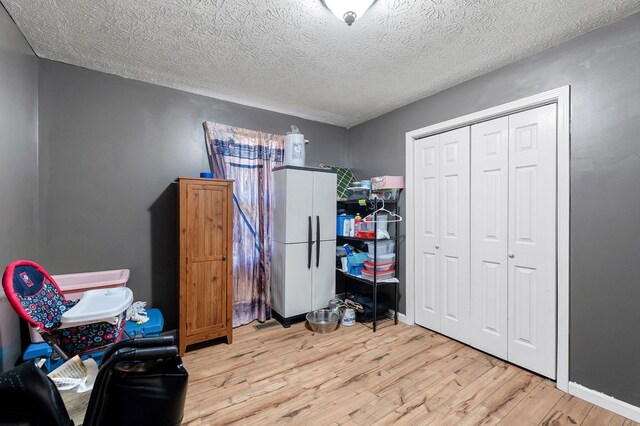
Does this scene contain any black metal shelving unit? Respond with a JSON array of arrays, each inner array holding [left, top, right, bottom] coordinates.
[[336, 198, 400, 331]]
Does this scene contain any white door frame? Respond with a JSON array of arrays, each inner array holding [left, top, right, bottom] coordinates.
[[405, 86, 570, 392]]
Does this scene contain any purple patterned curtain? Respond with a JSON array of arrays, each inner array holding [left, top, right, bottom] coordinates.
[[203, 122, 284, 327]]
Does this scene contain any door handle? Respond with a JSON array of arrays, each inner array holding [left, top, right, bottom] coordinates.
[[308, 216, 312, 269], [316, 216, 320, 268], [508, 252, 515, 259]]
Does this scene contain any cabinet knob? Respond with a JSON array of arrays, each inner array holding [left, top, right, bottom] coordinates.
[[435, 244, 440, 249], [508, 253, 515, 259], [223, 256, 227, 261]]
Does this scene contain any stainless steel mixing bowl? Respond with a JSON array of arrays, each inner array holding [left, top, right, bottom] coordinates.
[[306, 309, 340, 334]]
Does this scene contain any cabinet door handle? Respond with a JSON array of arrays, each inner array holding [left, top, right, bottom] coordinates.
[[508, 252, 515, 259], [308, 216, 312, 269], [223, 255, 227, 261], [316, 216, 321, 268]]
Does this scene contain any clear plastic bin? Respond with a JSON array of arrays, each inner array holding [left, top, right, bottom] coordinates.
[[362, 269, 396, 281], [365, 240, 395, 254], [358, 214, 388, 233], [364, 260, 395, 272], [366, 252, 396, 263]]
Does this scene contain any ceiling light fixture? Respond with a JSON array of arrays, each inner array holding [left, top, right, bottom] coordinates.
[[322, 0, 375, 26]]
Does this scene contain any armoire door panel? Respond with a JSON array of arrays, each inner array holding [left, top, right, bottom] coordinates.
[[414, 134, 441, 331], [439, 127, 470, 342], [186, 184, 227, 261], [470, 116, 509, 359], [508, 104, 557, 379], [186, 260, 225, 337]]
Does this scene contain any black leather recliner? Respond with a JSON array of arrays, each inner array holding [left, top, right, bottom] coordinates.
[[0, 336, 188, 426], [0, 360, 72, 426]]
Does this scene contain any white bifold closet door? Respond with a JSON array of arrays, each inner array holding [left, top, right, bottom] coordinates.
[[469, 104, 557, 379], [507, 104, 557, 379], [470, 116, 510, 360], [414, 127, 470, 342]]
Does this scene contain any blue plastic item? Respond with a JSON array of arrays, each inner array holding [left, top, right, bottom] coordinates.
[[348, 264, 364, 275], [23, 342, 105, 371], [200, 172, 214, 178], [124, 308, 164, 337], [336, 215, 354, 236], [23, 342, 51, 361], [347, 252, 368, 275], [23, 308, 164, 370]]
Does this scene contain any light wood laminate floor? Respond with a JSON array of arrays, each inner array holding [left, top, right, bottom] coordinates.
[[182, 320, 636, 425]]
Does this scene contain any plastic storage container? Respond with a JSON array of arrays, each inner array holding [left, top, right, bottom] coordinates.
[[371, 176, 404, 190], [361, 269, 396, 281], [366, 252, 396, 263], [284, 131, 305, 166], [124, 308, 164, 337], [364, 240, 395, 255], [358, 214, 388, 233], [363, 260, 395, 272], [346, 187, 370, 201], [336, 215, 355, 236], [374, 189, 401, 202]]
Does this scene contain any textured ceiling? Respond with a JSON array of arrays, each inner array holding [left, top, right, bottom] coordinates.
[[3, 0, 640, 127]]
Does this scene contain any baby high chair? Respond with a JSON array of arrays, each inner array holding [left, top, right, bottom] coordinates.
[[2, 260, 133, 362]]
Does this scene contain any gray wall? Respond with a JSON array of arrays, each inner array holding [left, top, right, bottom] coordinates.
[[349, 13, 640, 407], [0, 5, 38, 371], [37, 59, 350, 331]]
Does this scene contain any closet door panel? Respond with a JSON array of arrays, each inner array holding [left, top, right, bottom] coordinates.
[[508, 104, 557, 379], [414, 134, 441, 331], [439, 127, 470, 342], [470, 117, 509, 358]]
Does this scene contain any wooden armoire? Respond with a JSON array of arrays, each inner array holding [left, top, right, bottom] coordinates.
[[177, 177, 233, 355]]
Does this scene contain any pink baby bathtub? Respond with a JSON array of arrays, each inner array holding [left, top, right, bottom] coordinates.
[[29, 269, 130, 343]]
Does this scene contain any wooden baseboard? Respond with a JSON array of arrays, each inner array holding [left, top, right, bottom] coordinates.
[[568, 382, 640, 422]]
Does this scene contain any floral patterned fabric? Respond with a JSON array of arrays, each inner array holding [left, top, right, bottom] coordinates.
[[54, 317, 126, 355], [16, 279, 77, 331]]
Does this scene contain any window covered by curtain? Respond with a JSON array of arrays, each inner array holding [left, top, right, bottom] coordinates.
[[203, 122, 284, 327]]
